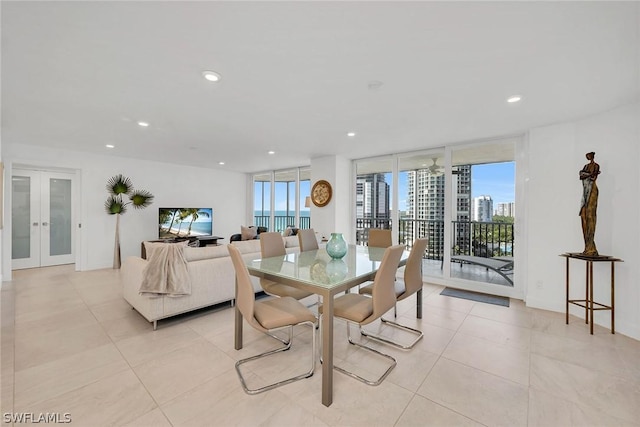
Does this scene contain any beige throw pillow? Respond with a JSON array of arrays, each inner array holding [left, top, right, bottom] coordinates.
[[241, 225, 257, 240]]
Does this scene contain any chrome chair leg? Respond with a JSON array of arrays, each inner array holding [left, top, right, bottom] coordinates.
[[235, 322, 316, 395], [319, 315, 396, 386], [360, 316, 423, 350]]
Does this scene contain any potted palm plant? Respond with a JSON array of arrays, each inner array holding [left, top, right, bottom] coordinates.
[[105, 174, 154, 268]]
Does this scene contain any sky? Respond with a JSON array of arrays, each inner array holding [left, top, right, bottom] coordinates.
[[471, 162, 515, 204]]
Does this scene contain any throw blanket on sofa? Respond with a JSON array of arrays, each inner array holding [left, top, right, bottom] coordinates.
[[140, 243, 191, 296]]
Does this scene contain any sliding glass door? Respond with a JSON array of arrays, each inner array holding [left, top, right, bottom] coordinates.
[[353, 137, 518, 295], [449, 140, 515, 287]]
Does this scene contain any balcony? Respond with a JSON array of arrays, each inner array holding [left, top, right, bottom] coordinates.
[[357, 217, 515, 286], [254, 215, 311, 232]]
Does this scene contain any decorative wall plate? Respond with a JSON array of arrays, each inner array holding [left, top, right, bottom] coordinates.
[[311, 180, 332, 207]]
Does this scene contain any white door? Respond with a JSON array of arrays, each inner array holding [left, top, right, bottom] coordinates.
[[12, 169, 75, 269]]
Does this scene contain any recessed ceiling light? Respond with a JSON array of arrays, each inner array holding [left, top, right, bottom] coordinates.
[[105, 144, 115, 149], [268, 151, 275, 155], [347, 132, 356, 137], [137, 121, 149, 127], [202, 70, 221, 82], [507, 95, 522, 103], [218, 161, 225, 165]]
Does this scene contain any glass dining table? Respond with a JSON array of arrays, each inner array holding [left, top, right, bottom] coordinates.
[[234, 244, 409, 407]]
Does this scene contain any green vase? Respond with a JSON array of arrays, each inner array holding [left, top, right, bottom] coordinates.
[[326, 233, 347, 259]]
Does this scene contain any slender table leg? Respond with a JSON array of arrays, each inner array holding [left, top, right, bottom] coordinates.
[[416, 289, 423, 319], [565, 257, 569, 325], [234, 277, 243, 350], [321, 290, 334, 407], [584, 262, 589, 324], [589, 261, 594, 335], [611, 261, 615, 334]]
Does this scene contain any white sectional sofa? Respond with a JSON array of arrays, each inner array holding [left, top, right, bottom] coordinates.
[[122, 236, 301, 329]]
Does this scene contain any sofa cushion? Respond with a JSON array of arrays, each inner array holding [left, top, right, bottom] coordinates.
[[241, 225, 258, 240], [231, 239, 262, 254], [183, 245, 229, 262], [284, 236, 299, 248], [144, 241, 188, 260]]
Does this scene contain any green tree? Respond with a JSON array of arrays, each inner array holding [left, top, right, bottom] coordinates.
[[184, 208, 210, 235]]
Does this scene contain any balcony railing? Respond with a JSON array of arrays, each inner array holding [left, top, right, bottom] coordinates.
[[356, 217, 514, 260], [254, 215, 311, 232]]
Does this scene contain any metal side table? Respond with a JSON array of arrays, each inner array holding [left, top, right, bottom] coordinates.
[[560, 252, 623, 334]]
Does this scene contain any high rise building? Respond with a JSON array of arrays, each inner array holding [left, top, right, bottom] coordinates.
[[472, 195, 493, 222], [495, 202, 515, 217], [355, 173, 390, 219], [355, 173, 390, 242], [405, 165, 472, 257]]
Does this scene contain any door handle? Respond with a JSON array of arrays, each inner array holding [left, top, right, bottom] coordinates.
[[33, 222, 39, 226], [42, 222, 49, 226]]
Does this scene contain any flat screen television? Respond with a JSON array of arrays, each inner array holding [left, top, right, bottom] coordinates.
[[158, 208, 213, 239]]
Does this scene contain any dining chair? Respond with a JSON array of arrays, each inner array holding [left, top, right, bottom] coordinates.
[[260, 232, 313, 300], [298, 228, 319, 252], [359, 237, 428, 349], [364, 227, 393, 298], [368, 228, 392, 248], [320, 244, 405, 386], [228, 244, 316, 394]]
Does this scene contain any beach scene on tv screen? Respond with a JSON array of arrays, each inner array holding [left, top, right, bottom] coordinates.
[[159, 208, 213, 239]]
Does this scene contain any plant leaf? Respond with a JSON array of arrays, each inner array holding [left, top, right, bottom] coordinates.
[[104, 195, 127, 214], [129, 190, 154, 209], [106, 174, 133, 195]]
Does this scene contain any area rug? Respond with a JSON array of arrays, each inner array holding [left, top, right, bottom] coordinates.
[[440, 287, 510, 307]]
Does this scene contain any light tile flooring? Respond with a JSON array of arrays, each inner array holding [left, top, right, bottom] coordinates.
[[2, 264, 640, 426]]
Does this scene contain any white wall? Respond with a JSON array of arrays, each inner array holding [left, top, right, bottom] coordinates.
[[2, 144, 247, 276], [524, 102, 640, 339], [310, 155, 353, 244]]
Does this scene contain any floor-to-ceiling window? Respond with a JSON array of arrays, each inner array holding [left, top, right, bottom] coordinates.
[[354, 137, 519, 296], [398, 150, 446, 263], [299, 168, 311, 229], [274, 169, 296, 232], [354, 158, 393, 245], [449, 141, 516, 288], [252, 167, 311, 231], [253, 172, 271, 229]]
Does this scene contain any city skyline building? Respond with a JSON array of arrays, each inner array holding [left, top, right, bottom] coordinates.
[[405, 165, 472, 257], [495, 201, 515, 217], [355, 173, 390, 243], [472, 195, 494, 222]]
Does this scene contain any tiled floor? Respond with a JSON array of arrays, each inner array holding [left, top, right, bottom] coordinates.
[[2, 264, 639, 426]]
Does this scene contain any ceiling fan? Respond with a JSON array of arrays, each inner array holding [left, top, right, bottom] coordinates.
[[426, 158, 444, 175]]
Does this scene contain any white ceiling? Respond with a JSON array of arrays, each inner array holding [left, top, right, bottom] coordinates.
[[2, 2, 638, 173]]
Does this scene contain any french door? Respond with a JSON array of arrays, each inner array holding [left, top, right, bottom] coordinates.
[[12, 169, 75, 269]]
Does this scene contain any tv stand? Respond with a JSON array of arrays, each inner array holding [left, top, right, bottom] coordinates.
[[141, 236, 224, 259], [194, 235, 224, 246]]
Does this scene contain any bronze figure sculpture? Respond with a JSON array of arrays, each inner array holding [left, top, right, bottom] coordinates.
[[579, 152, 600, 256]]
